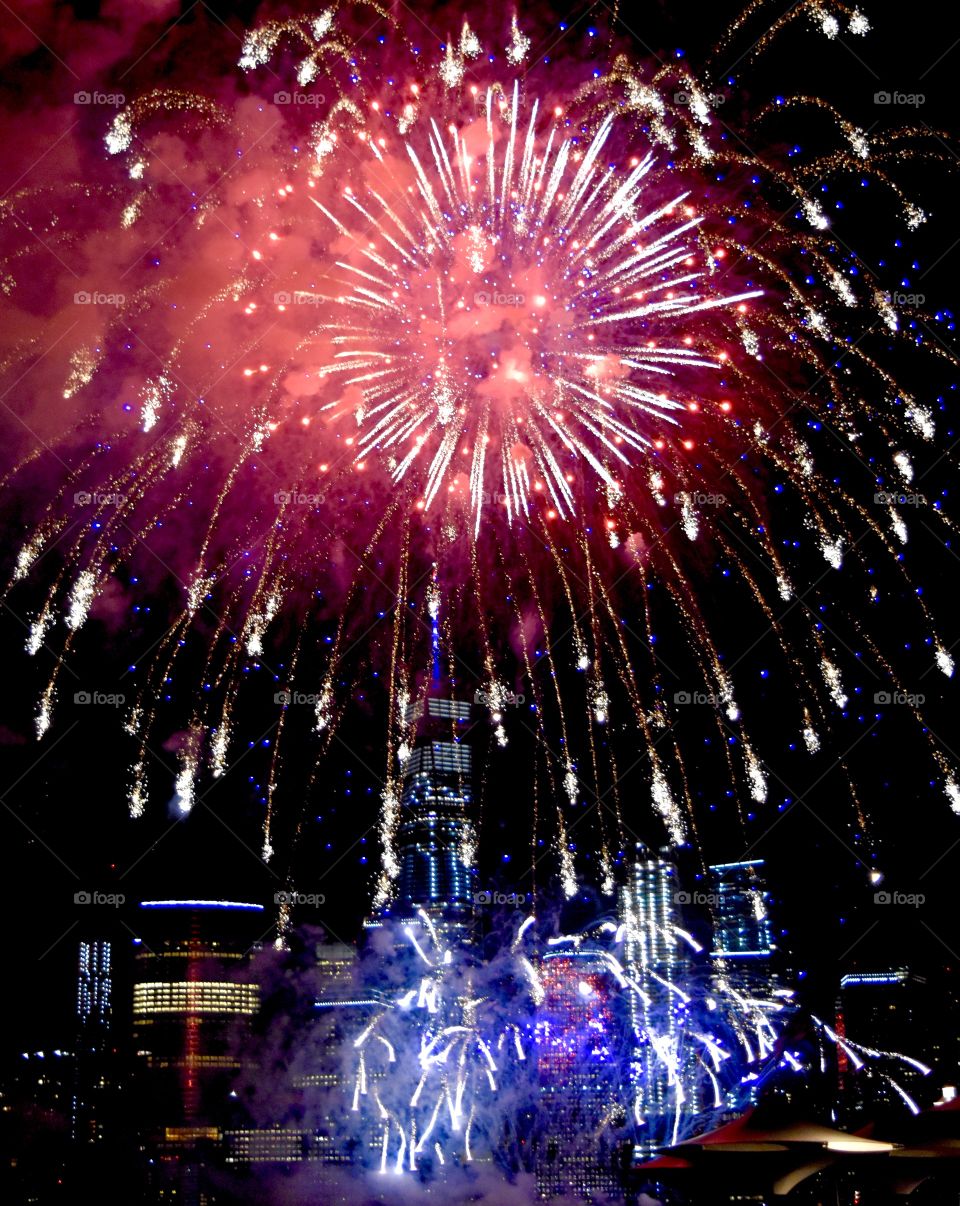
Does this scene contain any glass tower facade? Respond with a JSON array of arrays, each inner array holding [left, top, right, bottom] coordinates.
[[535, 944, 625, 1199], [708, 859, 774, 963], [131, 900, 265, 1203], [391, 693, 477, 929], [619, 844, 696, 1152]]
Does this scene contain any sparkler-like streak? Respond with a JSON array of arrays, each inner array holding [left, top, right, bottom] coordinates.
[[1, 4, 957, 899], [353, 914, 535, 1172]]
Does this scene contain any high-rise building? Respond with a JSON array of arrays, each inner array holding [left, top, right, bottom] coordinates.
[[385, 691, 477, 936], [620, 844, 697, 1154], [835, 967, 937, 1119], [535, 939, 626, 1199], [130, 899, 266, 1203], [222, 940, 377, 1175], [708, 860, 775, 972], [77, 939, 112, 1034], [72, 938, 114, 1145]]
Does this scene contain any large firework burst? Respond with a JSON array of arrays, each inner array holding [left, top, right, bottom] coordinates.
[[0, 1, 957, 905]]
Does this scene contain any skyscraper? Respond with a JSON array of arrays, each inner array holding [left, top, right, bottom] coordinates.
[[77, 939, 112, 1035], [708, 860, 775, 996], [835, 967, 937, 1119], [535, 939, 625, 1199], [130, 899, 265, 1203], [73, 938, 114, 1145], [386, 690, 477, 936], [619, 844, 697, 1155]]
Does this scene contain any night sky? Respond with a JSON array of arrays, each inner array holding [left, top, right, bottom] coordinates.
[[0, 0, 959, 1057]]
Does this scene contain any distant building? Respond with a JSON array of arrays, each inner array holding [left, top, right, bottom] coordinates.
[[222, 940, 377, 1173], [294, 941, 372, 1168], [620, 844, 700, 1155], [130, 899, 265, 1203], [708, 859, 775, 997], [73, 938, 113, 1144], [535, 941, 625, 1199], [77, 939, 112, 1033], [835, 967, 937, 1118]]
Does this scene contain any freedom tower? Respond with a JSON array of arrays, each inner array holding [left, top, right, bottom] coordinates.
[[388, 689, 478, 937]]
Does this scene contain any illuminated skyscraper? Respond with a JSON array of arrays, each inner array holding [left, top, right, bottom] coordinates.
[[387, 691, 477, 935], [77, 939, 112, 1034], [835, 967, 936, 1118], [130, 899, 265, 1203], [535, 940, 625, 1199], [222, 940, 377, 1174], [619, 844, 698, 1156], [708, 860, 775, 996], [72, 938, 114, 1145]]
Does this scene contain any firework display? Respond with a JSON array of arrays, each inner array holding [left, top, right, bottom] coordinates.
[[3, 6, 956, 900], [0, 1, 957, 1191], [309, 901, 929, 1183]]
